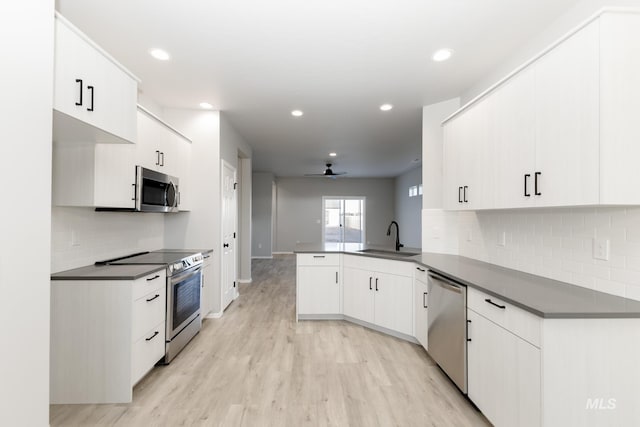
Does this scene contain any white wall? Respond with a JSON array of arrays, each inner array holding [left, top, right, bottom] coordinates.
[[274, 178, 396, 252], [421, 99, 460, 254], [1, 2, 53, 425], [163, 109, 222, 313], [394, 167, 422, 249], [51, 208, 165, 272], [252, 172, 275, 258]]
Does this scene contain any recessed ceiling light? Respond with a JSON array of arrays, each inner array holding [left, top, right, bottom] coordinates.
[[380, 104, 393, 111], [329, 152, 337, 157], [291, 110, 304, 117], [149, 48, 170, 61], [199, 102, 213, 109], [432, 48, 453, 62]]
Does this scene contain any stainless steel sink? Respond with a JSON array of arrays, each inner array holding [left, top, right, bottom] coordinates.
[[357, 249, 419, 257]]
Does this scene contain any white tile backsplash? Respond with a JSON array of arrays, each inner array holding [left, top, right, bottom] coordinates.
[[51, 207, 164, 272], [458, 207, 640, 301]]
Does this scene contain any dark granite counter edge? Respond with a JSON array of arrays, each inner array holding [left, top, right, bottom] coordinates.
[[51, 265, 166, 281], [294, 247, 640, 319]]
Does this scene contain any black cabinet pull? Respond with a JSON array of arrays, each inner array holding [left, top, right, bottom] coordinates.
[[485, 298, 506, 309], [223, 243, 229, 248], [535, 172, 542, 196], [131, 183, 136, 201], [423, 292, 428, 308], [458, 186, 462, 203], [146, 294, 160, 302], [160, 152, 165, 167], [416, 267, 425, 272], [335, 272, 338, 284], [145, 331, 159, 341], [313, 255, 325, 258], [155, 150, 160, 166], [375, 277, 379, 291], [369, 277, 372, 290], [146, 275, 160, 281], [86, 85, 94, 111], [75, 79, 83, 106], [463, 186, 468, 203], [467, 319, 472, 342], [524, 174, 531, 197]]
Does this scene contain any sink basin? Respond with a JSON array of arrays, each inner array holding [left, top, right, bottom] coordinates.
[[357, 249, 419, 257]]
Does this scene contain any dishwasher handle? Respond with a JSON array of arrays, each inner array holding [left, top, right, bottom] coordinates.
[[428, 272, 463, 294]]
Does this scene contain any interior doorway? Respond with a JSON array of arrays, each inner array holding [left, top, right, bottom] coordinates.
[[221, 160, 238, 310], [322, 197, 366, 244]]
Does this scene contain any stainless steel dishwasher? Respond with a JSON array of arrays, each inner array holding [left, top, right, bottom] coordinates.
[[427, 270, 468, 394]]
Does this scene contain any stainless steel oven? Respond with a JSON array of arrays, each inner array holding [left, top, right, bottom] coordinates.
[[164, 263, 202, 363]]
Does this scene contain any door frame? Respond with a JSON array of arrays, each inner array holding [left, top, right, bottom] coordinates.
[[220, 159, 238, 310], [321, 196, 366, 245]]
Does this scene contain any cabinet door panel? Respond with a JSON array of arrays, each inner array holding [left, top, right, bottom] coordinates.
[[443, 120, 462, 211], [459, 102, 492, 210], [136, 111, 165, 171], [297, 266, 340, 314], [534, 20, 600, 207], [343, 267, 374, 323], [94, 143, 137, 208], [491, 68, 537, 209], [414, 279, 428, 349]]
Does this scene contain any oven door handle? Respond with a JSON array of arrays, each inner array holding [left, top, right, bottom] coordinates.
[[170, 266, 202, 284]]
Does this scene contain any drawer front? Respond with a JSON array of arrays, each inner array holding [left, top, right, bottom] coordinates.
[[131, 321, 165, 386], [132, 270, 166, 300], [132, 289, 166, 342], [414, 264, 429, 283], [468, 287, 541, 347], [343, 255, 413, 277], [297, 253, 340, 266]]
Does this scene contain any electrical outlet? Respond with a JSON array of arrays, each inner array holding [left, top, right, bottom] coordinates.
[[497, 231, 506, 247], [593, 238, 610, 261], [258, 243, 262, 249]]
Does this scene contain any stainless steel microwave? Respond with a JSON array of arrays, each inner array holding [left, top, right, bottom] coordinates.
[[135, 166, 179, 213]]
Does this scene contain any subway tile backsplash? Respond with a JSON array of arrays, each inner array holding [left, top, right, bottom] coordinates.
[[51, 207, 164, 273], [457, 207, 640, 301]]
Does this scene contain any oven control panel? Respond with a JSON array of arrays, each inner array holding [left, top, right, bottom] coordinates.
[[168, 254, 204, 274]]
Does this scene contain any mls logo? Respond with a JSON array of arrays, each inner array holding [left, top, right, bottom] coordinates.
[[585, 398, 617, 410]]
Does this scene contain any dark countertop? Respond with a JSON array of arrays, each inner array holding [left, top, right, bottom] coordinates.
[[294, 243, 640, 319], [51, 264, 166, 281]]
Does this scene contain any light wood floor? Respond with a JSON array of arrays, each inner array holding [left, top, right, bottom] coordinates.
[[51, 255, 489, 426]]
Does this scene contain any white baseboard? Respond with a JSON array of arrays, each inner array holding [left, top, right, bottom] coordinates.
[[237, 278, 252, 284], [205, 311, 223, 319], [251, 256, 273, 259], [272, 251, 294, 255]]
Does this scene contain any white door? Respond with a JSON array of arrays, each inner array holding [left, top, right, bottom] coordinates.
[[221, 161, 237, 310], [322, 197, 365, 244]]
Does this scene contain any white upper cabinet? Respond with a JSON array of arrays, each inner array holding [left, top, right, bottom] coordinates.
[[600, 13, 640, 204], [53, 13, 139, 144], [534, 20, 600, 207], [443, 11, 640, 210]]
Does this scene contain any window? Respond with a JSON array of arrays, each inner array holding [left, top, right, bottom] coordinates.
[[408, 184, 423, 198], [322, 197, 365, 244]]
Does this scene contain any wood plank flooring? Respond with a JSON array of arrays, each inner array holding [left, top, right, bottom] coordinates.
[[50, 255, 489, 426]]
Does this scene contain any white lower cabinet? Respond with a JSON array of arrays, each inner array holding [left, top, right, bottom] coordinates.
[[200, 254, 214, 317], [296, 254, 341, 316], [414, 267, 429, 350], [467, 308, 541, 427], [50, 270, 166, 404], [342, 257, 413, 336]]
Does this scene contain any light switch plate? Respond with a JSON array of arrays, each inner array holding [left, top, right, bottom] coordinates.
[[593, 238, 610, 261]]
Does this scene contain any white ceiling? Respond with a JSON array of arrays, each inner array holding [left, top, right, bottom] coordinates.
[[57, 0, 581, 178]]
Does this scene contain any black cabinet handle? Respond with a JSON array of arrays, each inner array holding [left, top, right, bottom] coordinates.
[[535, 172, 542, 196], [313, 255, 325, 258], [369, 277, 372, 290], [155, 150, 160, 166], [160, 152, 165, 167], [375, 277, 379, 291], [485, 298, 506, 309], [146, 275, 160, 281], [524, 174, 531, 197], [146, 294, 160, 302], [145, 331, 159, 341], [463, 186, 468, 203], [467, 319, 472, 341], [335, 272, 338, 284], [223, 243, 229, 248], [458, 186, 463, 203], [86, 85, 94, 111], [423, 292, 428, 308], [131, 183, 136, 201], [75, 79, 83, 106], [416, 267, 425, 272]]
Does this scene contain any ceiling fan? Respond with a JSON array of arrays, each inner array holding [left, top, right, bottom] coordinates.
[[304, 163, 347, 179]]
